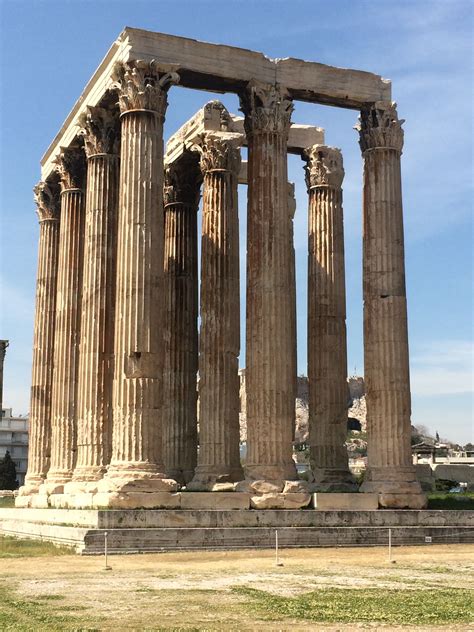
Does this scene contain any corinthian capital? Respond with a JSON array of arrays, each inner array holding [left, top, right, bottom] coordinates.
[[112, 59, 180, 117], [33, 180, 61, 222], [164, 159, 201, 207], [303, 145, 344, 190], [78, 106, 120, 157], [356, 101, 404, 154], [239, 80, 293, 137], [54, 147, 87, 192], [193, 133, 242, 175]]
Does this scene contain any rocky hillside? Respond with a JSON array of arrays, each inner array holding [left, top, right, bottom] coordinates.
[[238, 370, 367, 446]]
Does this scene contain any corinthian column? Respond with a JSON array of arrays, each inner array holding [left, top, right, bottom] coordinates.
[[303, 145, 355, 491], [18, 183, 60, 496], [98, 60, 180, 503], [357, 102, 425, 508], [162, 157, 200, 485], [68, 107, 120, 489], [45, 148, 86, 490], [240, 82, 297, 483], [189, 133, 243, 490]]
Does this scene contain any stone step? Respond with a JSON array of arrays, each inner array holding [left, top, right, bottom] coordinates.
[[82, 525, 474, 554]]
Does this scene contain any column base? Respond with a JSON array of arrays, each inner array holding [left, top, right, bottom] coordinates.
[[309, 467, 358, 493], [17, 475, 45, 496], [97, 462, 179, 494], [71, 465, 107, 483], [235, 478, 311, 509], [44, 468, 73, 491], [165, 468, 195, 487], [187, 465, 244, 491], [361, 466, 427, 508], [244, 462, 298, 482]]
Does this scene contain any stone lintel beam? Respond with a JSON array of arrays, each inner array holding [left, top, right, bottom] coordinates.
[[165, 101, 325, 169], [125, 28, 391, 107], [43, 26, 384, 178], [231, 116, 324, 155], [165, 102, 325, 164]]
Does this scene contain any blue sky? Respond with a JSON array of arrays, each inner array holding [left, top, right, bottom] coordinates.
[[0, 0, 472, 443]]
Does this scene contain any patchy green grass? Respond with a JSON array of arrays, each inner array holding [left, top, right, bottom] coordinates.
[[0, 535, 73, 558], [0, 496, 15, 508], [234, 586, 474, 625], [0, 585, 98, 631], [427, 492, 474, 509]]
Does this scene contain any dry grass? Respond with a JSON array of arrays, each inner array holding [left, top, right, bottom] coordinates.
[[0, 541, 473, 630]]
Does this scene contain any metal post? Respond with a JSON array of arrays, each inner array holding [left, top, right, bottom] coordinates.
[[388, 528, 395, 563], [104, 531, 112, 570], [275, 530, 283, 567]]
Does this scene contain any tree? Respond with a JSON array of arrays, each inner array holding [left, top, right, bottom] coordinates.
[[0, 451, 18, 490]]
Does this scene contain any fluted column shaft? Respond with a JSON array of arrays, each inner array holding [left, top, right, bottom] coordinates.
[[102, 61, 179, 492], [72, 107, 120, 484], [357, 102, 425, 507], [304, 145, 355, 491], [162, 160, 200, 484], [47, 149, 86, 486], [21, 183, 61, 492], [240, 82, 297, 481], [191, 134, 243, 488]]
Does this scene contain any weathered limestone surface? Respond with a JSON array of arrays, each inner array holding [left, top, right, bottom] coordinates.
[[41, 28, 391, 181], [241, 81, 298, 486], [44, 148, 86, 491], [99, 61, 179, 500], [312, 493, 379, 510], [18, 183, 61, 495], [189, 133, 243, 489], [304, 145, 355, 491], [357, 102, 426, 509], [70, 107, 120, 487], [162, 157, 200, 484]]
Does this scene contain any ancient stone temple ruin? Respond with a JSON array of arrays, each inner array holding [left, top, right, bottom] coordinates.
[[17, 28, 426, 511]]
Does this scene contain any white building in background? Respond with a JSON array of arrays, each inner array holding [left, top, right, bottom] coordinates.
[[0, 408, 29, 486]]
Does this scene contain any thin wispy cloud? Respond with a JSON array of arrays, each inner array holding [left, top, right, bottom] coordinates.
[[411, 340, 474, 397]]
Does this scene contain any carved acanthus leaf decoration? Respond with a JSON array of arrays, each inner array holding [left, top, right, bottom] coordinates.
[[303, 145, 344, 189], [239, 80, 293, 136], [112, 60, 180, 116], [34, 181, 61, 222], [78, 106, 120, 157], [54, 147, 86, 192], [164, 160, 201, 207], [356, 101, 404, 154], [193, 133, 242, 174]]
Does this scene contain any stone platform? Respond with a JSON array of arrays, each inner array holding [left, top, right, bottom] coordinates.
[[0, 509, 472, 554]]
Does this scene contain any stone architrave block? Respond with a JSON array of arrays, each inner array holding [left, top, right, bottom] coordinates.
[[312, 493, 379, 510]]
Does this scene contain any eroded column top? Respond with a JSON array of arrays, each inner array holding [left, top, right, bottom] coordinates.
[[356, 101, 404, 154], [33, 180, 61, 223], [303, 145, 344, 190]]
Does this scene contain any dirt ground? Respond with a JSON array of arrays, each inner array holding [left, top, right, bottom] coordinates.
[[1, 544, 473, 630]]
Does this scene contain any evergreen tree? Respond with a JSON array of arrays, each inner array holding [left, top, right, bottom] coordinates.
[[0, 451, 18, 490]]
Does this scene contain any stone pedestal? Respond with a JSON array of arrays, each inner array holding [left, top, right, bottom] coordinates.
[[68, 107, 120, 490], [44, 148, 86, 492], [162, 158, 200, 485], [240, 81, 298, 495], [98, 61, 180, 502], [17, 182, 61, 497], [303, 145, 355, 492], [189, 133, 243, 490], [357, 102, 426, 509]]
